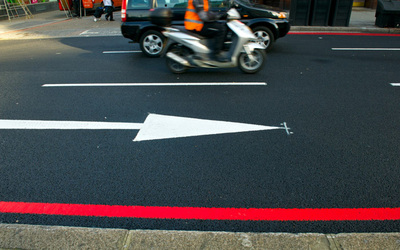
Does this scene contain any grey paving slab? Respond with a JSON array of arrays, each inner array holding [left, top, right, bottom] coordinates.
[[0, 224, 128, 249], [1, 224, 400, 250]]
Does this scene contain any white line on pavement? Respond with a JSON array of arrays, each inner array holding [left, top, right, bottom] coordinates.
[[103, 51, 142, 54], [79, 30, 95, 35], [332, 48, 400, 51], [390, 83, 400, 87], [0, 120, 142, 130], [42, 82, 267, 87]]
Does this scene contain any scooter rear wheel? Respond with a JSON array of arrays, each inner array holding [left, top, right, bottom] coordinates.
[[166, 46, 188, 74], [238, 49, 266, 74], [166, 58, 187, 74]]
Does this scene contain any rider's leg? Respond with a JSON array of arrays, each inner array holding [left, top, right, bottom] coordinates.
[[200, 22, 228, 61]]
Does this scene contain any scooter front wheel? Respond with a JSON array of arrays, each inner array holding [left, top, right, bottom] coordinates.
[[238, 49, 266, 74]]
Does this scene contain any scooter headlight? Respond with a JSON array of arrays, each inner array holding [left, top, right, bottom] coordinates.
[[272, 11, 287, 19]]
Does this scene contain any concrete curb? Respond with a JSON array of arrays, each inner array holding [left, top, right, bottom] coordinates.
[[290, 26, 400, 34], [1, 223, 400, 249]]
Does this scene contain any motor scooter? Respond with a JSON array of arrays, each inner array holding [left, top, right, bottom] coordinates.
[[151, 7, 266, 74]]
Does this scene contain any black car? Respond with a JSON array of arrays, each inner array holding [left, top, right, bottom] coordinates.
[[121, 0, 290, 57]]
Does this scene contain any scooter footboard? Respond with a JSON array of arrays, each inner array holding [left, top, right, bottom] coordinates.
[[241, 42, 265, 53]]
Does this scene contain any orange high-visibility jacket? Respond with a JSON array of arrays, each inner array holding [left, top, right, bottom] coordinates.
[[184, 0, 209, 31]]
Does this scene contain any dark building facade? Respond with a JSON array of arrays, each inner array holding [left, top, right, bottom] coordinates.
[[260, 0, 378, 10]]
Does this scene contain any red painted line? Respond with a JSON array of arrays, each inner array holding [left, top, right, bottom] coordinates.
[[288, 32, 400, 37], [1, 19, 71, 35], [1, 201, 400, 221]]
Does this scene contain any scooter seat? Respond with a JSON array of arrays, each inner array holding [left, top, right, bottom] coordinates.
[[171, 26, 206, 40]]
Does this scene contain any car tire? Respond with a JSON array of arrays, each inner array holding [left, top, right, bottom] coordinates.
[[252, 26, 274, 52], [140, 30, 165, 58]]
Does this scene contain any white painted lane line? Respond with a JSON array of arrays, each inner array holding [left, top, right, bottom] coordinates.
[[0, 120, 142, 130], [79, 30, 97, 36], [390, 83, 400, 87], [42, 82, 267, 87], [103, 51, 142, 54], [332, 48, 400, 51]]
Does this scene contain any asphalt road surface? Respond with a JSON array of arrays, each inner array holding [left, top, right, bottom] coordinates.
[[0, 34, 399, 233]]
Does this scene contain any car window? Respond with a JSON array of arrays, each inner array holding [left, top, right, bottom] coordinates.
[[235, 0, 252, 6], [210, 0, 225, 7], [129, 0, 150, 9], [156, 0, 186, 8]]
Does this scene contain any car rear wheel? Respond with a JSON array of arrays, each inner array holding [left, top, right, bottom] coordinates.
[[252, 26, 274, 52], [140, 30, 165, 58]]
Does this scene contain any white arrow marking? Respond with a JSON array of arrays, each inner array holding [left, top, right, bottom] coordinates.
[[0, 114, 290, 141], [133, 114, 287, 141]]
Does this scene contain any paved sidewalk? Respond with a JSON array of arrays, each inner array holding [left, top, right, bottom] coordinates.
[[1, 7, 400, 250], [0, 10, 123, 39], [1, 223, 400, 249], [0, 7, 399, 40]]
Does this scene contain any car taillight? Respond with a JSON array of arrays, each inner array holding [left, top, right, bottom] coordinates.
[[121, 0, 127, 22]]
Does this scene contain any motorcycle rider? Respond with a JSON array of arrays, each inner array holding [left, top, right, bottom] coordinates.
[[184, 0, 228, 62]]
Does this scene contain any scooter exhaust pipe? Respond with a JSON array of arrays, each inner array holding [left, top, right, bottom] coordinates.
[[166, 52, 191, 67]]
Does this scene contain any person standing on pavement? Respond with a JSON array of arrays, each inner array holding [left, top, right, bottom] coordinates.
[[73, 0, 81, 17], [103, 0, 115, 21]]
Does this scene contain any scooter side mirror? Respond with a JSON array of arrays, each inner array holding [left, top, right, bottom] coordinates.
[[224, 0, 234, 8]]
